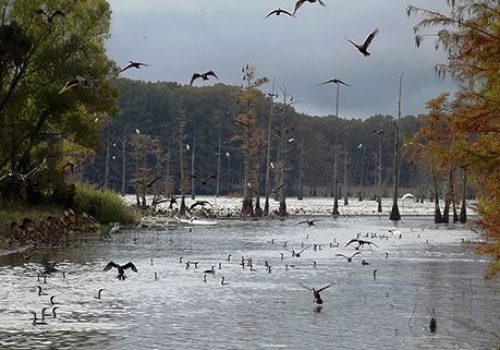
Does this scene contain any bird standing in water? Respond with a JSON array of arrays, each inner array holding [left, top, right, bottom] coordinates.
[[103, 261, 138, 281]]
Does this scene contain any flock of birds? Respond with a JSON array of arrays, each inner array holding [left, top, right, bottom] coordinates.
[[43, 0, 380, 97]]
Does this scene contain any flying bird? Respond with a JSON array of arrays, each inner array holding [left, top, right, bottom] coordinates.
[[119, 61, 148, 73], [270, 184, 284, 194], [192, 175, 217, 186], [265, 8, 294, 18], [345, 239, 378, 250], [336, 251, 361, 262], [346, 28, 379, 57], [188, 200, 212, 212], [103, 261, 137, 281], [190, 71, 219, 86], [373, 129, 384, 135], [293, 0, 325, 15], [59, 76, 92, 94], [297, 219, 321, 227], [319, 78, 350, 86]]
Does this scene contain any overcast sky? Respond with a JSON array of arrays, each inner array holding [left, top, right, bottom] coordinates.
[[106, 0, 457, 119]]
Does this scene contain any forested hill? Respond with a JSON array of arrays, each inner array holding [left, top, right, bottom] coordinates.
[[87, 78, 422, 197]]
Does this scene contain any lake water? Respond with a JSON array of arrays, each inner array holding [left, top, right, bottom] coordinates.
[[0, 216, 498, 349]]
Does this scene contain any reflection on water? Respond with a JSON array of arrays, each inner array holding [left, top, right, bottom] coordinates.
[[0, 217, 498, 350]]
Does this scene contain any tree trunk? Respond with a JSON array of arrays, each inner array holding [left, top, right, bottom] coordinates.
[[389, 73, 403, 221], [297, 139, 304, 200], [459, 167, 467, 223], [264, 105, 273, 215], [434, 179, 442, 223], [179, 114, 186, 215], [343, 143, 349, 206], [104, 130, 110, 189], [190, 135, 196, 200], [332, 150, 339, 215], [255, 145, 263, 217], [377, 134, 383, 213]]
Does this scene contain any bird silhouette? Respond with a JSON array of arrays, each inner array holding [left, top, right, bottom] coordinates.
[[191, 174, 216, 185], [59, 76, 92, 94], [188, 200, 212, 212], [373, 129, 385, 135], [30, 311, 47, 326], [297, 219, 321, 227], [319, 78, 350, 86], [302, 283, 332, 311], [119, 61, 148, 73], [190, 71, 219, 86], [286, 245, 310, 257], [336, 251, 361, 262], [265, 8, 294, 18], [103, 261, 137, 281], [95, 289, 105, 299], [345, 239, 378, 250], [346, 28, 379, 57], [293, 0, 325, 15]]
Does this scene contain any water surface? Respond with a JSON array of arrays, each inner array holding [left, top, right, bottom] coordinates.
[[0, 217, 498, 349]]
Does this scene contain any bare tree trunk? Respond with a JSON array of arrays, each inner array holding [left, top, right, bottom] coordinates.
[[359, 146, 366, 201], [255, 144, 263, 217], [298, 139, 304, 200], [459, 167, 467, 223], [376, 134, 383, 213], [264, 103, 273, 215], [343, 142, 349, 206], [434, 178, 442, 223], [179, 113, 186, 215], [389, 73, 403, 221], [165, 141, 171, 197], [120, 126, 127, 195], [190, 134, 196, 200], [332, 150, 339, 215], [442, 169, 453, 223]]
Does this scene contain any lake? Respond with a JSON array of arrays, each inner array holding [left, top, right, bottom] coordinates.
[[0, 216, 498, 349]]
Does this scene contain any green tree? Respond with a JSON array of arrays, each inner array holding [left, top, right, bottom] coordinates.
[[0, 0, 117, 204]]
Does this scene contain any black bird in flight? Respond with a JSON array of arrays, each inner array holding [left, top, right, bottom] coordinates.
[[345, 239, 378, 250], [120, 61, 149, 74], [33, 9, 65, 23], [103, 261, 137, 281], [346, 28, 379, 57], [336, 251, 361, 262], [293, 0, 325, 15], [270, 184, 284, 194], [188, 200, 212, 212], [373, 129, 385, 135], [319, 78, 350, 86], [265, 8, 294, 18], [190, 71, 219, 86], [297, 219, 321, 227], [191, 174, 217, 186]]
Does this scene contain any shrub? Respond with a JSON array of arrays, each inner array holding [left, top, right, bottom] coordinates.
[[74, 183, 136, 224]]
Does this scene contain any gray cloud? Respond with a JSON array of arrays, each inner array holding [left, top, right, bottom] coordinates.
[[106, 0, 457, 118]]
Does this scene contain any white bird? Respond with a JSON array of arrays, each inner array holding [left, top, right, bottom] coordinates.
[[135, 128, 140, 134], [270, 162, 275, 169], [288, 138, 295, 143], [357, 143, 363, 149], [225, 152, 230, 157], [186, 144, 190, 151], [109, 223, 120, 234]]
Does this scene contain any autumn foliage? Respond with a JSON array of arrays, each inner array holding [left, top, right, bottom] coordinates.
[[408, 0, 500, 277]]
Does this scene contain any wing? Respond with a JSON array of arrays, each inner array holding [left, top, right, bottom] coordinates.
[[317, 283, 333, 292], [318, 0, 326, 6], [345, 239, 358, 247], [272, 184, 284, 193], [189, 203, 198, 211], [346, 38, 359, 49], [119, 64, 133, 73], [293, 0, 306, 15], [318, 79, 334, 85], [206, 71, 219, 81], [337, 80, 350, 86], [201, 201, 213, 207], [266, 9, 279, 17], [123, 262, 138, 272], [281, 9, 295, 17], [298, 245, 311, 254], [363, 28, 379, 49], [103, 261, 118, 271], [311, 220, 321, 224], [190, 73, 201, 86], [336, 253, 347, 259], [299, 283, 312, 291], [367, 241, 379, 248], [350, 251, 362, 258], [297, 220, 307, 225]]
